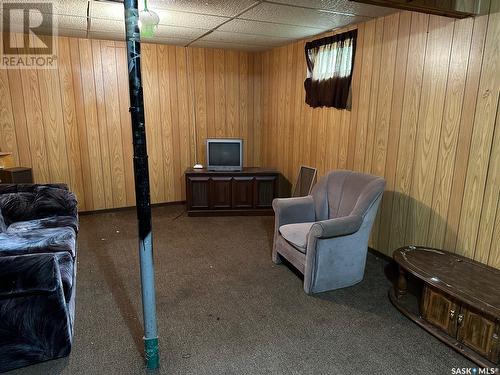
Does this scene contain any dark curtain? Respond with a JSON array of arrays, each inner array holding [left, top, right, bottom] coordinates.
[[304, 29, 357, 110]]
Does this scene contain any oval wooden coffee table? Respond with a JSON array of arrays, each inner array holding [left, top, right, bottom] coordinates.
[[390, 246, 500, 368]]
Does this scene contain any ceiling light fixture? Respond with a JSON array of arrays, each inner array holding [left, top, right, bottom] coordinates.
[[139, 0, 160, 37]]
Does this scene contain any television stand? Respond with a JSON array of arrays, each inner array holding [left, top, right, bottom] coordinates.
[[185, 167, 286, 216]]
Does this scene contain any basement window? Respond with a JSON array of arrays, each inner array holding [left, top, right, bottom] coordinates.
[[304, 29, 357, 110]]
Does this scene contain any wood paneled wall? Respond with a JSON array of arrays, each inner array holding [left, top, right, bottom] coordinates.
[[1, 7, 498, 269], [259, 4, 500, 268], [0, 36, 262, 211]]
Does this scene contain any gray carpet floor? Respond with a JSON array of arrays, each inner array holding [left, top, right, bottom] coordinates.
[[8, 205, 472, 375]]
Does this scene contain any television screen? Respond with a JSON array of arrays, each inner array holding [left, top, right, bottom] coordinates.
[[207, 139, 242, 171]]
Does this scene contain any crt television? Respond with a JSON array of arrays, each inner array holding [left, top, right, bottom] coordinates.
[[206, 139, 243, 171]]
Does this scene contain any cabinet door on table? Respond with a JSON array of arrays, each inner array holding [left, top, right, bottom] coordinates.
[[209, 177, 232, 209], [187, 177, 210, 209], [254, 176, 277, 208], [457, 307, 499, 363], [421, 286, 459, 337], [232, 177, 254, 208]]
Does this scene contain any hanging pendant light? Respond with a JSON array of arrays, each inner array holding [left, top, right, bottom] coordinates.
[[139, 0, 160, 38]]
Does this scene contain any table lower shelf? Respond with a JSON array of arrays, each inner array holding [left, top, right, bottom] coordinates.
[[389, 287, 497, 369]]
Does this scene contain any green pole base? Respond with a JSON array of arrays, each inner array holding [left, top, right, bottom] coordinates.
[[144, 337, 159, 370]]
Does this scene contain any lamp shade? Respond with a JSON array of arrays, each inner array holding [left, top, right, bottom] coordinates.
[[139, 8, 160, 37]]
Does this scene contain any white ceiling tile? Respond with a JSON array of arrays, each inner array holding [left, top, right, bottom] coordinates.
[[52, 0, 89, 18], [148, 0, 260, 17], [0, 10, 86, 34], [90, 18, 207, 40], [153, 25, 208, 39], [0, 0, 87, 17], [90, 1, 124, 21], [269, 0, 395, 18], [202, 30, 291, 47], [57, 28, 88, 39], [241, 2, 369, 28], [0, 2, 86, 34], [154, 9, 228, 29], [90, 3, 229, 29], [54, 15, 87, 31], [2, 0, 392, 47], [190, 40, 268, 52], [142, 36, 192, 46], [0, 0, 52, 14], [88, 30, 125, 42], [90, 18, 125, 34], [219, 19, 323, 39]]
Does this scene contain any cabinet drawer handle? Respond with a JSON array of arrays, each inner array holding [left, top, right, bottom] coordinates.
[[457, 314, 464, 325], [449, 309, 455, 320]]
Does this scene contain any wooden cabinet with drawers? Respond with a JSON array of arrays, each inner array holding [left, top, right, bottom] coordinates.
[[391, 246, 500, 368], [185, 168, 285, 216], [421, 285, 500, 363]]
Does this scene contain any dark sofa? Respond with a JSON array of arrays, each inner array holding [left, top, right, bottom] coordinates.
[[0, 184, 78, 372]]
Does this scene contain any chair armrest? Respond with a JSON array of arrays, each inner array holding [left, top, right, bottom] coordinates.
[[309, 215, 363, 239], [0, 253, 58, 298], [272, 196, 315, 226]]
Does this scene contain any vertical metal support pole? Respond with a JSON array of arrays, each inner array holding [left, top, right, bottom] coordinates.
[[123, 0, 159, 369]]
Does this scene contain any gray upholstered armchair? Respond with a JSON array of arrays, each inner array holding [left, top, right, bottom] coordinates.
[[272, 170, 386, 294]]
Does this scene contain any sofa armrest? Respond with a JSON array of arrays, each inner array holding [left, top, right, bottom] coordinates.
[[0, 252, 73, 373], [309, 215, 363, 239], [0, 253, 58, 298], [272, 196, 315, 226]]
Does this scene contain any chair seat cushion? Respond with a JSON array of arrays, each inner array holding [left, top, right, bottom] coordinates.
[[279, 222, 315, 253]]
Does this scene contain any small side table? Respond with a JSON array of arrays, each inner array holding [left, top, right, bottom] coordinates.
[[0, 167, 33, 184]]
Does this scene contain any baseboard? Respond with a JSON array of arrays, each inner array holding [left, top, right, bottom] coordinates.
[[78, 201, 186, 216], [368, 247, 393, 263]]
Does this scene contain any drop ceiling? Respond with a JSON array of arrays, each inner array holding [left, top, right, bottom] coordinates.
[[1, 0, 396, 51]]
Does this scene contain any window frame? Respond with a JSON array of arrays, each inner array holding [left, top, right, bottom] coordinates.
[[304, 29, 358, 110]]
